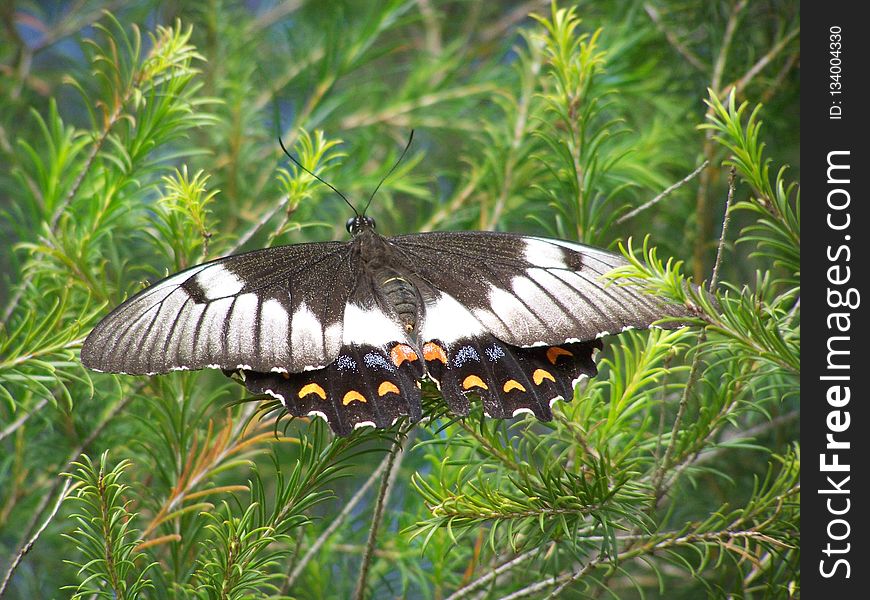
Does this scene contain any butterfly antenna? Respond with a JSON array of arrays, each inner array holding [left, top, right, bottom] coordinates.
[[278, 136, 358, 216], [362, 129, 415, 216]]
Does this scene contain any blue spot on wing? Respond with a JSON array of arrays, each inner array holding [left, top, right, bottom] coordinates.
[[453, 345, 480, 367], [485, 344, 506, 362], [364, 352, 395, 372], [336, 355, 357, 372]]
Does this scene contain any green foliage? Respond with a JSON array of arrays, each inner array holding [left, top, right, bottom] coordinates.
[[187, 429, 369, 599], [410, 330, 687, 554], [0, 288, 98, 413], [1, 1, 799, 598], [63, 453, 154, 599], [148, 167, 219, 269], [700, 91, 801, 286], [532, 5, 620, 243]]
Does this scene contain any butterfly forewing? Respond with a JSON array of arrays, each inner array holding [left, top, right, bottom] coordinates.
[[81, 241, 355, 375], [390, 231, 681, 347]]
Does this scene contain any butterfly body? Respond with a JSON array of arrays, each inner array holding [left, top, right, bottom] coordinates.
[[82, 218, 683, 435]]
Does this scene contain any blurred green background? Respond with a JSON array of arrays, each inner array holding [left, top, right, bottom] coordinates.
[[0, 1, 799, 598]]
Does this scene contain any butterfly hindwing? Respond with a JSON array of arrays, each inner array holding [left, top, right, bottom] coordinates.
[[240, 341, 424, 436], [422, 336, 601, 421]]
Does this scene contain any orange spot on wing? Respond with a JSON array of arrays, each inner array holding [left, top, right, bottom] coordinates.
[[342, 390, 367, 405], [298, 383, 327, 400], [533, 368, 556, 385], [378, 381, 401, 396], [546, 346, 574, 365], [503, 379, 526, 393], [390, 344, 419, 367], [423, 342, 447, 364], [462, 375, 488, 391]]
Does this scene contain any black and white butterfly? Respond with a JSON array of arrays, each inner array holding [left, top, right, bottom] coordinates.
[[81, 137, 686, 436]]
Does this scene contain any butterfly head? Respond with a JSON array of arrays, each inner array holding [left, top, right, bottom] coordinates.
[[346, 215, 376, 236]]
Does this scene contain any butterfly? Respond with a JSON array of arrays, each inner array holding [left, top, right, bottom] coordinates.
[[81, 135, 686, 436]]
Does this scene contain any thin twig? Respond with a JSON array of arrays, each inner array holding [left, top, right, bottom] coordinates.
[[691, 0, 746, 281], [709, 167, 735, 290], [0, 479, 73, 596], [615, 161, 708, 225], [712, 1, 747, 93], [501, 569, 579, 600], [651, 354, 674, 469], [0, 392, 136, 593], [30, 2, 127, 52], [140, 403, 261, 539], [444, 548, 540, 600], [248, 0, 304, 33], [226, 194, 290, 254], [498, 511, 798, 599], [761, 51, 800, 104], [545, 556, 601, 599], [416, 0, 444, 55], [339, 84, 498, 130], [50, 101, 122, 231], [686, 410, 799, 468], [253, 47, 325, 112], [352, 433, 407, 600], [662, 385, 796, 495], [283, 448, 394, 590], [0, 398, 49, 444], [652, 166, 735, 505], [484, 37, 541, 231], [727, 27, 800, 97], [642, 3, 706, 72], [478, 0, 548, 45], [419, 167, 485, 232]]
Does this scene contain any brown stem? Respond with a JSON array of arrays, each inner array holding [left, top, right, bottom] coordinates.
[[352, 434, 407, 600]]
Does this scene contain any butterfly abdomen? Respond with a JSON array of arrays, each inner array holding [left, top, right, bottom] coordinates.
[[379, 274, 420, 333], [356, 230, 423, 335]]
